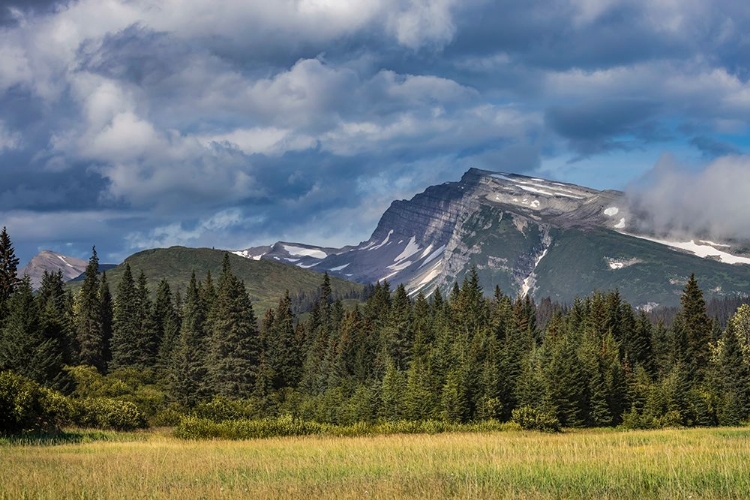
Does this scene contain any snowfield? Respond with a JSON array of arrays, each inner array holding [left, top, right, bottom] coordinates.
[[282, 245, 327, 259]]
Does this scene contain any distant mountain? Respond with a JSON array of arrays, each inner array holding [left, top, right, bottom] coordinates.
[[66, 246, 364, 315], [235, 168, 750, 308], [20, 250, 89, 289]]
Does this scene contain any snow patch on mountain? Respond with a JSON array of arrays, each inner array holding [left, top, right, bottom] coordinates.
[[519, 185, 554, 197], [410, 261, 443, 295], [388, 260, 413, 271], [604, 207, 619, 216], [233, 250, 263, 260], [420, 245, 446, 267], [605, 257, 641, 270], [394, 236, 421, 262], [369, 230, 393, 251], [625, 235, 750, 265], [614, 218, 626, 229], [56, 255, 74, 268], [329, 263, 350, 271], [283, 244, 327, 259], [699, 240, 730, 248]]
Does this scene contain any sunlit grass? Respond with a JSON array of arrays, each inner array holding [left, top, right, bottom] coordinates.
[[2, 427, 750, 499]]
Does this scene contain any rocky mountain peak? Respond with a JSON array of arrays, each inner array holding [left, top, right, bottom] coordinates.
[[20, 250, 89, 289]]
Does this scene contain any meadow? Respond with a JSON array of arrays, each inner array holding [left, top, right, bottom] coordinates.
[[2, 427, 750, 499]]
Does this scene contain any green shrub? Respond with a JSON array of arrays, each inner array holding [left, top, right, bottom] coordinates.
[[175, 416, 522, 440], [511, 406, 561, 432], [71, 398, 147, 431], [193, 397, 259, 422], [150, 403, 187, 427], [0, 371, 72, 435]]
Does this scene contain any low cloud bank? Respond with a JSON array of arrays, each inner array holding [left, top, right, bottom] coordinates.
[[626, 154, 750, 242]]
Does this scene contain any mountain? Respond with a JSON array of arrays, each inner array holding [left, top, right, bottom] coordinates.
[[66, 246, 364, 314], [20, 250, 89, 289], [235, 168, 750, 308]]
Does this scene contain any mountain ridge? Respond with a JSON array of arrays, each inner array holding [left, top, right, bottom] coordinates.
[[235, 168, 750, 308]]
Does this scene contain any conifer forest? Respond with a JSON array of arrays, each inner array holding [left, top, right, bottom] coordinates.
[[1, 226, 750, 436]]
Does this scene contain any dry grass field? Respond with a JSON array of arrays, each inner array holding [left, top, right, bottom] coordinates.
[[2, 427, 750, 499]]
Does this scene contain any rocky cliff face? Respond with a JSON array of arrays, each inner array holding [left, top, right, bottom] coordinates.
[[235, 168, 750, 307], [20, 250, 89, 289]]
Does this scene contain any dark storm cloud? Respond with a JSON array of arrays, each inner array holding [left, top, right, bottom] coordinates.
[[545, 99, 666, 160], [1, 0, 750, 264], [689, 136, 741, 158]]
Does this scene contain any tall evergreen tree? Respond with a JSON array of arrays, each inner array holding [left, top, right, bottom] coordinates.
[[716, 323, 750, 425], [0, 277, 62, 385], [99, 273, 113, 365], [110, 264, 139, 370], [75, 247, 106, 372], [0, 226, 20, 309], [154, 279, 181, 377], [37, 270, 75, 388], [205, 254, 260, 398], [134, 270, 158, 367], [170, 272, 208, 406], [677, 274, 712, 381]]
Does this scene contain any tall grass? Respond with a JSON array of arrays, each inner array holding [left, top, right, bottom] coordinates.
[[174, 415, 521, 440], [2, 427, 750, 499]]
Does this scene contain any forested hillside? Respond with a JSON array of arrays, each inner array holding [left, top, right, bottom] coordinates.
[[1, 227, 749, 435]]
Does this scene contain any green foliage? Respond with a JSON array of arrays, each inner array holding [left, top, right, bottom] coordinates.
[[75, 248, 107, 372], [65, 365, 166, 418], [0, 226, 20, 307], [511, 406, 561, 432], [70, 397, 147, 431], [205, 255, 260, 398], [174, 414, 520, 440], [0, 371, 72, 435]]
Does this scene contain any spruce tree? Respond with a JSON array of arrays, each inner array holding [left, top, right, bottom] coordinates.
[[170, 272, 208, 406], [154, 279, 181, 378], [0, 277, 62, 385], [99, 273, 113, 365], [717, 323, 750, 425], [205, 254, 260, 398], [0, 226, 20, 308], [110, 264, 139, 370], [134, 270, 158, 368], [75, 247, 106, 372], [678, 274, 712, 381], [37, 270, 75, 389]]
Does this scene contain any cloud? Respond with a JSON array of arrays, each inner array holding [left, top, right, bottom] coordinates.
[[689, 136, 740, 158], [627, 154, 750, 241], [545, 98, 666, 160], [2, 0, 750, 265]]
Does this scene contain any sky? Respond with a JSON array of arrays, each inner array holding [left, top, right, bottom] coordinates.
[[2, 0, 750, 265]]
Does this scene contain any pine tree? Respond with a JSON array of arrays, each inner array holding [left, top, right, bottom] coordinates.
[[0, 226, 20, 309], [377, 358, 403, 421], [75, 247, 106, 372], [154, 279, 181, 378], [205, 254, 260, 398], [169, 272, 208, 406], [0, 277, 62, 385], [383, 283, 413, 371], [678, 274, 712, 381], [110, 264, 139, 370], [440, 363, 469, 423], [99, 273, 113, 365], [37, 270, 75, 389], [546, 334, 586, 427], [716, 323, 750, 425], [133, 270, 158, 367]]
